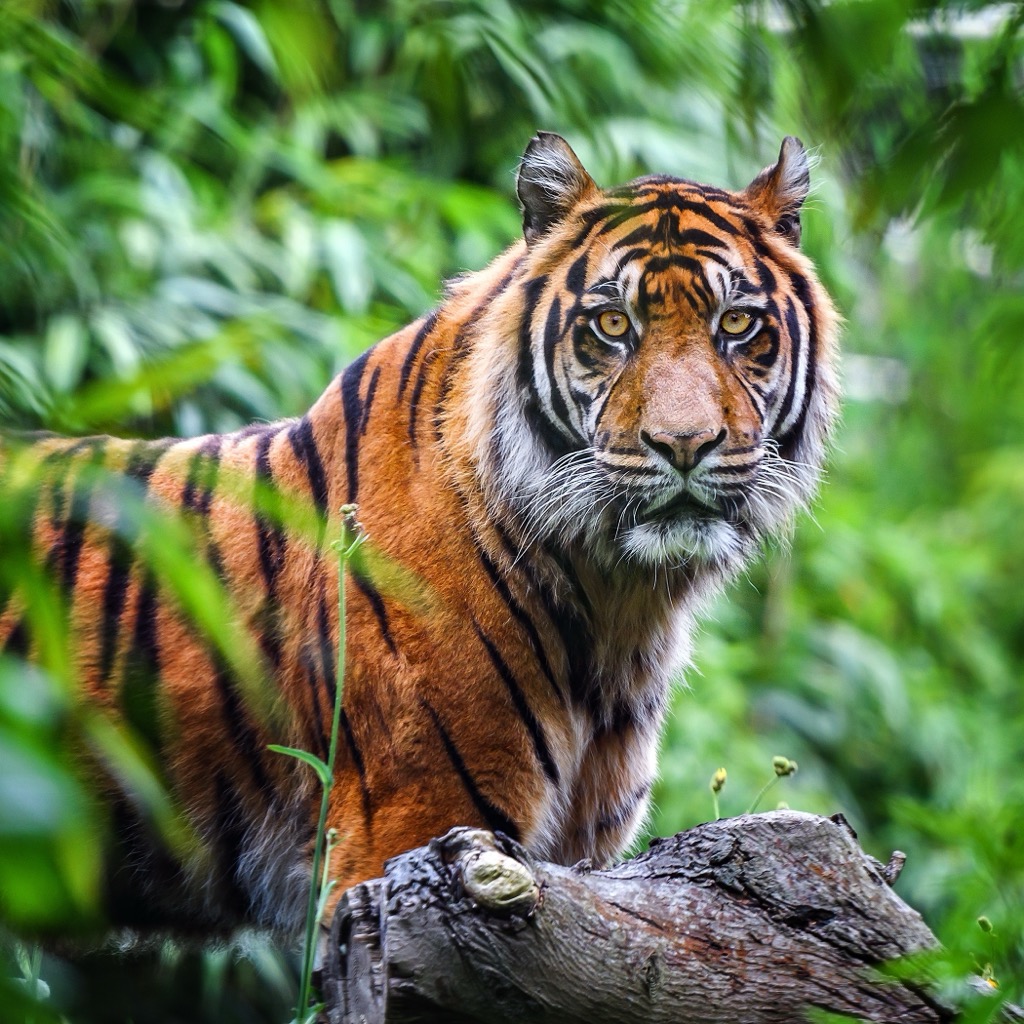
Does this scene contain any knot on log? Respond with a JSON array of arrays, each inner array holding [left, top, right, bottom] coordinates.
[[459, 845, 540, 917]]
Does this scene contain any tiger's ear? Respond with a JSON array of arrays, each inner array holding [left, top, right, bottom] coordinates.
[[517, 132, 597, 244], [743, 136, 810, 246]]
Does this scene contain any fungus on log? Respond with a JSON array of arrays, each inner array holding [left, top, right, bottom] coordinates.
[[321, 810, 968, 1023]]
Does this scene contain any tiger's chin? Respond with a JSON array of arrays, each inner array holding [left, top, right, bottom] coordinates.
[[620, 515, 750, 570]]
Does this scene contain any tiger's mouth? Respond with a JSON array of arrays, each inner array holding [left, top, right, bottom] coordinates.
[[638, 489, 721, 524]]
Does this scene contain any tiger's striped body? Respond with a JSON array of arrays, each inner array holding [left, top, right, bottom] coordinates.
[[0, 135, 839, 937]]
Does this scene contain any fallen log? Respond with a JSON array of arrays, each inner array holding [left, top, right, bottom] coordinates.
[[320, 810, 965, 1023]]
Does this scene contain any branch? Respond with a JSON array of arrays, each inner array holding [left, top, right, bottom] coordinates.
[[320, 811, 974, 1023]]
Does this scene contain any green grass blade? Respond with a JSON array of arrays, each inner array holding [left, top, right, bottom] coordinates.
[[267, 745, 331, 787]]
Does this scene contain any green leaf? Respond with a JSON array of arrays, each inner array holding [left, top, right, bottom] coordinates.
[[211, 2, 280, 80], [268, 744, 331, 787]]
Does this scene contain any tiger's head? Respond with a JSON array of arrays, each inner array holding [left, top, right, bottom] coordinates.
[[465, 133, 840, 574]]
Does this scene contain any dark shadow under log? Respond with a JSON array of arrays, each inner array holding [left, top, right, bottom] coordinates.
[[321, 810, 959, 1023]]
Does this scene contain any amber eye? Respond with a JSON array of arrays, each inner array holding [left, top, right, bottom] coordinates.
[[596, 309, 630, 339], [720, 309, 754, 336]]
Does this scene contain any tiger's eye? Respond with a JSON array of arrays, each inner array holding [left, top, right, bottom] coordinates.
[[720, 310, 754, 336], [597, 310, 630, 338]]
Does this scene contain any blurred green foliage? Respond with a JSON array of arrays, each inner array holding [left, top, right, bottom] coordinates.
[[1, 0, 1022, 1020]]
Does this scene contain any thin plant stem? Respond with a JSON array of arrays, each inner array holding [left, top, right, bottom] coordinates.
[[295, 513, 362, 1023], [746, 776, 779, 815]]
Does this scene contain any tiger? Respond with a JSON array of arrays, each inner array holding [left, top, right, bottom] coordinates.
[[0, 132, 839, 939]]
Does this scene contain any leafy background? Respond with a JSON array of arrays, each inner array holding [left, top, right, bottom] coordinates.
[[1, 0, 1022, 1020]]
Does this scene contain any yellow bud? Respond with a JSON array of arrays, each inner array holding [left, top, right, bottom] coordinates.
[[710, 768, 727, 794], [772, 756, 798, 777]]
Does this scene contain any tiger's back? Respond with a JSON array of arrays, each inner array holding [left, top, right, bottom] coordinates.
[[0, 133, 839, 938]]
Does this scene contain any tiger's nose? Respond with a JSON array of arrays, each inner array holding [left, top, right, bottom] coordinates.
[[640, 427, 727, 473]]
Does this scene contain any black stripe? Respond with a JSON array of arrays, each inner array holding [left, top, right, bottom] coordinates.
[[119, 570, 163, 756], [340, 709, 372, 823], [407, 349, 435, 450], [543, 541, 594, 619], [595, 698, 639, 737], [713, 460, 762, 477], [182, 435, 222, 514], [420, 699, 521, 842], [664, 195, 745, 238], [255, 430, 287, 592], [47, 441, 106, 596], [352, 568, 398, 655], [754, 258, 777, 294], [98, 440, 174, 685], [490, 521, 578, 652], [477, 544, 562, 705], [212, 648, 271, 793], [601, 194, 744, 248], [300, 652, 330, 760], [593, 358, 636, 438], [565, 251, 588, 296], [751, 313, 782, 369], [252, 598, 283, 674], [492, 519, 544, 592], [778, 274, 819, 458], [5, 619, 29, 657], [573, 332, 603, 371], [517, 275, 547, 391], [432, 257, 525, 445], [398, 311, 439, 399], [103, 797, 193, 929], [676, 227, 732, 251], [251, 431, 284, 677], [694, 246, 733, 268], [432, 325, 470, 444], [537, 545, 598, 714], [44, 439, 96, 531], [315, 587, 337, 706], [473, 621, 559, 784], [568, 201, 634, 248], [595, 780, 652, 834], [617, 222, 733, 254], [489, 523, 599, 713], [339, 349, 371, 504], [518, 276, 575, 457], [288, 415, 329, 517], [359, 367, 381, 437], [306, 581, 348, 784], [542, 295, 579, 438], [771, 296, 805, 436], [637, 253, 717, 308], [213, 772, 256, 917], [741, 214, 768, 244], [615, 223, 660, 248], [734, 372, 767, 420]]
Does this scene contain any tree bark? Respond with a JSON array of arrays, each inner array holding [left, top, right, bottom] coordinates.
[[320, 810, 963, 1023]]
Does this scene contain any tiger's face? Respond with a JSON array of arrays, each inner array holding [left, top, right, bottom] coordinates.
[[500, 133, 840, 571]]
